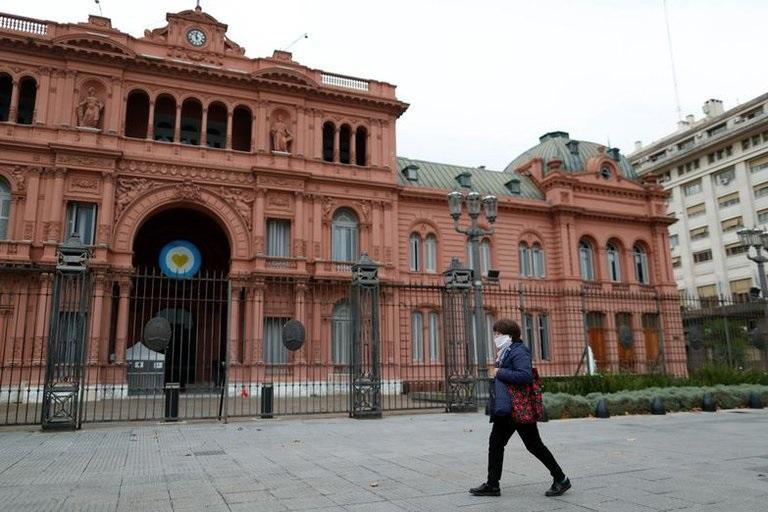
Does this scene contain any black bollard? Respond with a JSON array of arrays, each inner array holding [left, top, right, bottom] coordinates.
[[595, 398, 610, 418], [260, 383, 274, 419], [748, 392, 764, 409], [164, 382, 180, 422], [702, 393, 717, 412], [650, 396, 666, 415]]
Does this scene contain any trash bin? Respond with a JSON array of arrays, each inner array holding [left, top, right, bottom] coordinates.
[[261, 383, 274, 419], [164, 382, 180, 421]]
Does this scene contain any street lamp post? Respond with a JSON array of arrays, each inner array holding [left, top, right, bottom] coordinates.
[[447, 190, 497, 379], [737, 228, 768, 301]]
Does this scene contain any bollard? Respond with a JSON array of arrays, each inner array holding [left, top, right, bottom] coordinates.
[[595, 398, 610, 418], [650, 396, 666, 415], [261, 383, 274, 419], [702, 393, 717, 412], [164, 382, 180, 421], [748, 392, 764, 409]]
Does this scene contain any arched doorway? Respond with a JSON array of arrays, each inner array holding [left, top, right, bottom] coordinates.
[[129, 207, 231, 394]]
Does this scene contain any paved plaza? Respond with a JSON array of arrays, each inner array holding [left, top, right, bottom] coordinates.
[[0, 409, 767, 511]]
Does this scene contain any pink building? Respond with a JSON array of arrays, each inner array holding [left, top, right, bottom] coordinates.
[[0, 8, 684, 425]]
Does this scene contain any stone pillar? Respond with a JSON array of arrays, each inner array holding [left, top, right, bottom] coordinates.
[[8, 79, 18, 122], [200, 107, 208, 147], [253, 189, 265, 255], [312, 195, 322, 261], [32, 273, 53, 364], [313, 110, 322, 159], [294, 192, 304, 258], [294, 281, 308, 364], [98, 172, 115, 246], [22, 167, 41, 241], [47, 168, 66, 242], [333, 127, 340, 162], [252, 280, 265, 363], [36, 68, 51, 125], [296, 108, 305, 157], [257, 101, 268, 152], [225, 110, 233, 150], [229, 285, 242, 364], [350, 129, 357, 165], [88, 274, 106, 364], [250, 111, 258, 152], [174, 103, 182, 143], [146, 99, 155, 140], [243, 286, 255, 366], [107, 77, 121, 135], [114, 277, 132, 364]]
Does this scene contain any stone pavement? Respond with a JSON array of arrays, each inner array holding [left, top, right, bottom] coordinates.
[[0, 409, 767, 512]]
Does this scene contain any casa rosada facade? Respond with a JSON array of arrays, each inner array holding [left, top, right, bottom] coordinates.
[[0, 6, 685, 404]]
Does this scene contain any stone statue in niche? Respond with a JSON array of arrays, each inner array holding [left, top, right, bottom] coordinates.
[[76, 87, 104, 129], [270, 113, 293, 153]]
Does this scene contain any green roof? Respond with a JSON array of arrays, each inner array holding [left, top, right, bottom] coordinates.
[[504, 131, 637, 180], [396, 157, 543, 200]]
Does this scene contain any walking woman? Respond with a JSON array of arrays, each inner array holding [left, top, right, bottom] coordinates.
[[469, 318, 571, 497]]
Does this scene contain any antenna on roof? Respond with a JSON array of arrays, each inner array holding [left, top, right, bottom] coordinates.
[[281, 33, 309, 52], [93, 0, 103, 16], [663, 0, 683, 121]]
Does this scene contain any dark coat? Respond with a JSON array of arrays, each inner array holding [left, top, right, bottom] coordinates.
[[489, 341, 533, 423]]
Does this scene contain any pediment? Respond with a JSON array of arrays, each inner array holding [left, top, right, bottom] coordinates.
[[253, 67, 318, 88], [53, 34, 135, 57]]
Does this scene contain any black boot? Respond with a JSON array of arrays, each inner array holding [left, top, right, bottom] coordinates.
[[545, 477, 571, 497], [469, 482, 500, 496]]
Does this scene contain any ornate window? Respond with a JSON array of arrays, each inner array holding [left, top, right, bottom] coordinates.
[[411, 311, 424, 362], [16, 77, 37, 125], [266, 219, 291, 257], [331, 209, 358, 262], [206, 102, 227, 149], [180, 98, 202, 145], [424, 234, 437, 273], [65, 202, 97, 245], [532, 243, 545, 278], [0, 73, 11, 122], [428, 311, 440, 362], [322, 121, 335, 162], [523, 312, 554, 360], [606, 242, 621, 281], [519, 243, 531, 277], [263, 317, 288, 364], [579, 240, 596, 281], [409, 233, 421, 271], [124, 90, 149, 138], [231, 106, 252, 151], [0, 176, 10, 240], [355, 126, 367, 166], [480, 238, 491, 276], [153, 94, 176, 142], [339, 124, 352, 164], [332, 300, 351, 364], [633, 244, 650, 284]]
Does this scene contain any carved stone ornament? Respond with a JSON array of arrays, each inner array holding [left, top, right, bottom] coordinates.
[[174, 181, 201, 200], [115, 177, 154, 220], [217, 186, 254, 231], [71, 177, 99, 190], [321, 196, 335, 222], [267, 192, 291, 209], [76, 86, 105, 129]]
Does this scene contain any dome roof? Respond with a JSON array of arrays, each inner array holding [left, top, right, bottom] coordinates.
[[504, 131, 637, 180]]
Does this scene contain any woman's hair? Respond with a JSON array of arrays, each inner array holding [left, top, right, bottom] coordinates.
[[493, 318, 521, 340]]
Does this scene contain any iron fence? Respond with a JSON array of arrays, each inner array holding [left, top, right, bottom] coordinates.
[[2, 264, 753, 427]]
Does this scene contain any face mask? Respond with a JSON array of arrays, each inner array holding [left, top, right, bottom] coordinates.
[[494, 335, 509, 349]]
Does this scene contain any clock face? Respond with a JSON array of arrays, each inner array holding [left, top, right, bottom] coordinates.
[[186, 28, 206, 47]]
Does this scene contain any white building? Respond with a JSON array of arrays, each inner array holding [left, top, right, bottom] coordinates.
[[630, 94, 768, 302]]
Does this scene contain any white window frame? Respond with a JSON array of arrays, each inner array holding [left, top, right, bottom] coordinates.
[[263, 317, 288, 364], [480, 239, 491, 276], [266, 218, 291, 257], [606, 243, 621, 282], [579, 240, 595, 281], [331, 209, 358, 262], [532, 244, 545, 278], [409, 233, 421, 272], [411, 311, 424, 362], [331, 300, 351, 364], [519, 243, 531, 277], [66, 202, 97, 245], [0, 177, 10, 240], [428, 311, 440, 362], [424, 234, 437, 273], [633, 245, 650, 284]]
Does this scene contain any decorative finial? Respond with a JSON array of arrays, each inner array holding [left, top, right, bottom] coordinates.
[[196, 0, 201, 10]]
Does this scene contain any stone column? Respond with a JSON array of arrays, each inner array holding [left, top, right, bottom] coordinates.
[[98, 172, 115, 246], [107, 77, 121, 135], [333, 127, 340, 162], [250, 111, 258, 152], [313, 110, 322, 159], [243, 286, 255, 366], [296, 108, 305, 157], [88, 274, 106, 364], [32, 273, 53, 364], [253, 189, 265, 255], [174, 103, 182, 143], [47, 168, 66, 242], [200, 107, 208, 147], [294, 281, 308, 365], [146, 99, 155, 140], [35, 68, 51, 125], [22, 167, 41, 241], [294, 192, 304, 258], [114, 277, 132, 364], [229, 285, 242, 364], [8, 79, 18, 122], [350, 129, 357, 165], [225, 110, 233, 150], [256, 101, 268, 152], [252, 280, 265, 363]]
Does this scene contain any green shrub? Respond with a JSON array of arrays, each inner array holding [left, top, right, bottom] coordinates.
[[541, 384, 768, 420]]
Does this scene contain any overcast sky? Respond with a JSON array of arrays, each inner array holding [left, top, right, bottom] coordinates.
[[11, 0, 768, 170]]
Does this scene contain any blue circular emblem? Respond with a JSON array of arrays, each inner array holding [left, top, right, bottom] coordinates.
[[159, 240, 202, 279]]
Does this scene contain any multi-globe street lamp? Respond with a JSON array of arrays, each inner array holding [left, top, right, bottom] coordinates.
[[447, 190, 498, 379], [736, 227, 768, 301]]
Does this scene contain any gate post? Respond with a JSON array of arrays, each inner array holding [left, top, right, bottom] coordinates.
[[41, 236, 92, 430], [349, 252, 382, 418], [442, 258, 478, 412]]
